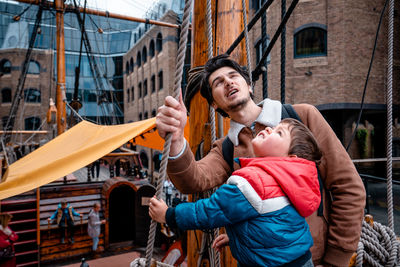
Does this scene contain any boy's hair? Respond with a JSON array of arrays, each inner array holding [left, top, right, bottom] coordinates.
[[200, 54, 251, 117], [281, 118, 322, 164], [93, 203, 100, 208], [61, 200, 67, 207]]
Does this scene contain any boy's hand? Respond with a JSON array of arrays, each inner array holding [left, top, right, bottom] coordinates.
[[212, 234, 229, 252], [149, 196, 168, 223]]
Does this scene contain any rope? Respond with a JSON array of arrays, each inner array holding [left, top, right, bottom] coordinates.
[[129, 1, 193, 267], [385, 0, 394, 231], [280, 0, 286, 104], [356, 221, 399, 267], [241, 0, 253, 88], [261, 0, 268, 98]]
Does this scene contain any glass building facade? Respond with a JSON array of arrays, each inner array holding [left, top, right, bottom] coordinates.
[[0, 1, 139, 124]]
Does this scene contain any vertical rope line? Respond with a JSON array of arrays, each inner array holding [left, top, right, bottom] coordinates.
[[205, 1, 220, 266], [280, 0, 286, 104], [241, 0, 253, 88], [144, 0, 193, 266], [386, 0, 394, 231], [261, 0, 268, 98]]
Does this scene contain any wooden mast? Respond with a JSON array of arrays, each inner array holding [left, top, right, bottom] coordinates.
[[55, 0, 67, 134], [189, 0, 248, 266]]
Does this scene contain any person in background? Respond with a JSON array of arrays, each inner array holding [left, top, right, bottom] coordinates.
[[163, 179, 173, 206], [88, 203, 106, 252], [0, 213, 18, 267], [172, 193, 181, 208], [48, 200, 83, 244]]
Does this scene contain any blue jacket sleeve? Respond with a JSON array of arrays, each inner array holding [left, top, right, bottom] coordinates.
[[71, 207, 80, 217], [50, 209, 58, 220], [174, 184, 259, 230]]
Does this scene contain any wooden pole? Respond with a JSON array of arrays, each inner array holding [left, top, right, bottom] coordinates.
[[55, 0, 67, 135], [188, 0, 248, 266]]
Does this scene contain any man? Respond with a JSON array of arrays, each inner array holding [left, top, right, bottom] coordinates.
[[155, 54, 366, 266], [48, 200, 83, 244]]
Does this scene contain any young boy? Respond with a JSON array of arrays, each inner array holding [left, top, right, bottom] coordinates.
[[149, 118, 322, 267]]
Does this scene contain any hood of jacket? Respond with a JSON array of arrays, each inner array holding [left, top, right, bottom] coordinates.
[[237, 157, 320, 217]]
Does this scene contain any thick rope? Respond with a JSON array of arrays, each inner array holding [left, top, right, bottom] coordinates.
[[280, 0, 286, 103], [130, 1, 193, 267], [386, 0, 394, 231], [241, 0, 253, 88], [356, 221, 399, 267]]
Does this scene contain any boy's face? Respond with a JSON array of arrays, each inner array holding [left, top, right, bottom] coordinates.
[[251, 123, 291, 157], [208, 66, 252, 114]]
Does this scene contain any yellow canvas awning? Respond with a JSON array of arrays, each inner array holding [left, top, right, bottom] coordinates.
[[0, 118, 158, 200], [131, 117, 190, 151]]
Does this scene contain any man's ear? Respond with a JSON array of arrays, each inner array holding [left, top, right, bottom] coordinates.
[[288, 154, 298, 158]]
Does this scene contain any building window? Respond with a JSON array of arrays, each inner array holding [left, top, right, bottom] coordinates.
[[138, 82, 142, 98], [294, 24, 327, 58], [25, 116, 41, 130], [255, 38, 271, 64], [0, 59, 11, 74], [158, 71, 163, 91], [127, 89, 130, 103], [140, 150, 149, 168], [1, 88, 11, 103], [131, 86, 134, 101], [144, 111, 148, 119], [153, 152, 161, 172], [24, 88, 41, 103], [143, 79, 148, 96], [149, 40, 155, 58], [151, 75, 156, 93], [142, 46, 147, 63], [126, 61, 129, 74], [151, 109, 156, 117], [27, 60, 40, 74], [139, 112, 142, 121], [156, 33, 163, 52], [2, 117, 9, 129], [130, 57, 134, 73], [137, 51, 142, 67]]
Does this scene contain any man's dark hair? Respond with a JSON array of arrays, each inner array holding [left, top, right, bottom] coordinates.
[[281, 118, 322, 164], [200, 54, 251, 117]]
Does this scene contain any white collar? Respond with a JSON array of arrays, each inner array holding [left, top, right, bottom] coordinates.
[[227, 98, 282, 146]]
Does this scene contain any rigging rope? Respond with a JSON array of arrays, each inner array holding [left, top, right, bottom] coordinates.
[[356, 220, 399, 266], [131, 0, 193, 266], [241, 0, 253, 89]]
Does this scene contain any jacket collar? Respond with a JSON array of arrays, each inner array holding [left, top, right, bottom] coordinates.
[[227, 98, 282, 146]]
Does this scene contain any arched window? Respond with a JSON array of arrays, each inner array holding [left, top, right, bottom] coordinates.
[[156, 33, 163, 52], [127, 89, 130, 103], [27, 60, 40, 74], [139, 112, 142, 121], [1, 88, 11, 103], [125, 61, 129, 74], [25, 116, 41, 130], [294, 24, 327, 58], [143, 79, 148, 96], [131, 86, 134, 101], [138, 82, 142, 98], [158, 70, 163, 91], [142, 46, 147, 63], [140, 150, 149, 168], [151, 109, 156, 117], [134, 33, 137, 43], [24, 88, 41, 103], [149, 40, 155, 58], [137, 51, 141, 67], [144, 111, 148, 119], [130, 57, 134, 73], [138, 28, 142, 38], [0, 59, 11, 74], [153, 152, 161, 172], [151, 75, 156, 93]]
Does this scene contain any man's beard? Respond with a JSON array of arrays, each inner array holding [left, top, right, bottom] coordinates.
[[226, 94, 251, 113]]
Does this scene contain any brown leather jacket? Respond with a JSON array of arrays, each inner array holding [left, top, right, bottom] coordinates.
[[167, 103, 366, 266]]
